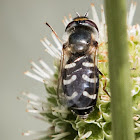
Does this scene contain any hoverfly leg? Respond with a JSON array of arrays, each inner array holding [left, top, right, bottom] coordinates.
[[98, 70, 111, 97], [98, 59, 108, 62]]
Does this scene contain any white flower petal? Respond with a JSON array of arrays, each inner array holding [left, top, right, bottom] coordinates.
[[39, 59, 54, 75], [128, 2, 136, 26], [24, 71, 44, 83], [31, 61, 50, 79], [80, 131, 92, 139], [91, 3, 100, 28]]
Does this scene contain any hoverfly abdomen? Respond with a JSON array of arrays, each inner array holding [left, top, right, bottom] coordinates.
[[62, 55, 99, 118], [61, 16, 99, 118]]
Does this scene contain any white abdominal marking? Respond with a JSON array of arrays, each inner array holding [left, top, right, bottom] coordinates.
[[63, 75, 77, 85], [65, 92, 78, 100], [83, 91, 97, 99], [79, 114, 89, 118], [74, 56, 84, 62], [73, 67, 82, 73], [82, 62, 94, 67], [82, 74, 97, 83], [65, 63, 76, 69], [72, 106, 93, 110]]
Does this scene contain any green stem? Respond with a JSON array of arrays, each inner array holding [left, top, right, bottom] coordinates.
[[105, 0, 134, 140]]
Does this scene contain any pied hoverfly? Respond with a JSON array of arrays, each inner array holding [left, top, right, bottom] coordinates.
[[46, 13, 109, 119]]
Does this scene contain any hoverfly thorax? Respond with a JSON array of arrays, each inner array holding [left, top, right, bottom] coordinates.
[[65, 16, 99, 56]]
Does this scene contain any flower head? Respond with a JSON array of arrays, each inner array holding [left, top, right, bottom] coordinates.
[[19, 2, 140, 140]]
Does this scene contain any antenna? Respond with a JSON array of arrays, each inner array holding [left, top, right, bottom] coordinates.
[[84, 12, 88, 17], [74, 11, 80, 17], [84, 8, 89, 17]]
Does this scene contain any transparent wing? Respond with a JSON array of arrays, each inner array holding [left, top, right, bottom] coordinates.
[[45, 22, 68, 105], [94, 45, 99, 95], [89, 41, 99, 95], [57, 45, 69, 105]]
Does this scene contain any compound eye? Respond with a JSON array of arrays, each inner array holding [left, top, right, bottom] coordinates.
[[65, 21, 77, 31], [85, 20, 99, 32]]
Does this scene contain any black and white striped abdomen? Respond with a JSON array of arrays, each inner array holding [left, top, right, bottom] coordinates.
[[62, 55, 99, 118]]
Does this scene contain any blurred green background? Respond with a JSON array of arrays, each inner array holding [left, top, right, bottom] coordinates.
[[0, 0, 139, 139]]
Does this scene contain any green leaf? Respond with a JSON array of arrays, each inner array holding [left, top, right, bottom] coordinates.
[[102, 113, 111, 123], [76, 120, 103, 139], [135, 132, 140, 140], [86, 106, 102, 122], [99, 102, 111, 122], [45, 86, 57, 96], [47, 96, 57, 106], [102, 122, 112, 140], [132, 90, 140, 109]]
